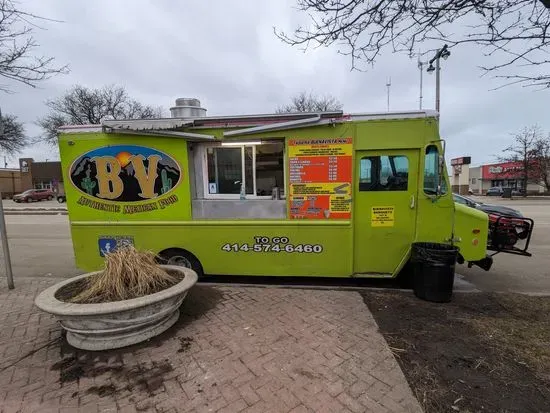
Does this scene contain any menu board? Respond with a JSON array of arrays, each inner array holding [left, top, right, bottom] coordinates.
[[288, 138, 352, 219]]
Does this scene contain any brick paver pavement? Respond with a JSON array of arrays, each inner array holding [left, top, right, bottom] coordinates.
[[0, 278, 422, 413]]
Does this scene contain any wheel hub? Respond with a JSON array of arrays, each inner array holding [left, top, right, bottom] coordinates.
[[167, 255, 192, 268]]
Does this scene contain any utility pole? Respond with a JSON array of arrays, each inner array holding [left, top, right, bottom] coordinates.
[[386, 77, 391, 112], [418, 58, 425, 110], [0, 108, 14, 289]]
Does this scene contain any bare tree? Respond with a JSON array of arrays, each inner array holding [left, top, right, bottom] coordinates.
[[0, 112, 26, 155], [276, 1, 550, 88], [500, 125, 548, 195], [532, 134, 550, 191], [38, 85, 164, 145], [0, 0, 67, 92], [277, 91, 343, 113]]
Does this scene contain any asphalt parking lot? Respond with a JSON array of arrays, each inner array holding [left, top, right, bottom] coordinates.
[[458, 196, 550, 293], [1, 197, 549, 293], [1, 214, 79, 280]]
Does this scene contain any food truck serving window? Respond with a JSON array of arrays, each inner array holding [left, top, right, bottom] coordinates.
[[359, 155, 409, 191], [206, 142, 284, 198]]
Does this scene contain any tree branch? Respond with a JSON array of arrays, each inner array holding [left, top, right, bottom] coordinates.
[[38, 85, 164, 145], [276, 0, 550, 89], [0, 0, 68, 92], [0, 113, 27, 155], [276, 91, 343, 113]]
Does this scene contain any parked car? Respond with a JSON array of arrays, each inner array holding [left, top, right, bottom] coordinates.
[[453, 193, 523, 217], [486, 187, 504, 196], [512, 188, 525, 196], [13, 189, 55, 203]]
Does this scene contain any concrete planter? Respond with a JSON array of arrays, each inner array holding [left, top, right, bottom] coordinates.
[[34, 265, 198, 351]]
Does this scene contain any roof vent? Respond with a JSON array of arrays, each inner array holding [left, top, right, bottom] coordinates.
[[170, 98, 207, 118]]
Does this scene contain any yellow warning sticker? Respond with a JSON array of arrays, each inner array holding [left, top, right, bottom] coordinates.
[[371, 206, 394, 227]]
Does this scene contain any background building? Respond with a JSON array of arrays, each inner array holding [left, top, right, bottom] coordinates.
[[1, 159, 64, 198], [18, 158, 64, 195], [452, 159, 547, 195], [0, 168, 23, 198], [468, 166, 481, 194], [450, 157, 472, 195], [481, 161, 523, 192]]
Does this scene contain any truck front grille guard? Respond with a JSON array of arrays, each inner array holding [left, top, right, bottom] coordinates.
[[487, 215, 534, 257]]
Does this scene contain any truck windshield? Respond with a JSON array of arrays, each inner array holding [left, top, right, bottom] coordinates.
[[424, 145, 447, 195]]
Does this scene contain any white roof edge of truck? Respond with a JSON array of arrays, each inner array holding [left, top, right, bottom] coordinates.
[[57, 109, 439, 134]]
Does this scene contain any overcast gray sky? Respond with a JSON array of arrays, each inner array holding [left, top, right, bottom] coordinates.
[[2, 0, 549, 167]]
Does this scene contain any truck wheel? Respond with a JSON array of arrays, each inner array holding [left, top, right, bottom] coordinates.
[[57, 196, 66, 203], [158, 248, 204, 278]]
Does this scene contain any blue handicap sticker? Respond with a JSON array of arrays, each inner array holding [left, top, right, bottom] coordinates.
[[98, 238, 116, 257], [98, 236, 135, 257]]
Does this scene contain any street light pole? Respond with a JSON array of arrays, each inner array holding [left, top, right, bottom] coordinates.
[[0, 192, 14, 289], [426, 44, 450, 114], [435, 55, 441, 113], [0, 107, 15, 289]]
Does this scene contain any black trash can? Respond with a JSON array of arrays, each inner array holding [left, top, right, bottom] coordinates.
[[502, 187, 512, 198], [411, 242, 458, 303]]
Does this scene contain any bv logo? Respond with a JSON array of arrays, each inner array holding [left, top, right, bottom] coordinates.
[[69, 145, 181, 202]]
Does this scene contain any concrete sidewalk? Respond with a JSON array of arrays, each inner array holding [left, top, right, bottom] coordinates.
[[0, 278, 422, 413]]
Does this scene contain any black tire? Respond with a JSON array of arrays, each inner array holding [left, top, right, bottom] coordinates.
[[396, 261, 414, 289], [25, 197, 32, 203], [157, 248, 204, 278], [47, 195, 53, 201], [57, 196, 66, 203]]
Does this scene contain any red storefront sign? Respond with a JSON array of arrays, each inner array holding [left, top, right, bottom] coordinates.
[[482, 161, 523, 180]]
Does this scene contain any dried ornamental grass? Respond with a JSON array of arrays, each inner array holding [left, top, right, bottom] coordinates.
[[69, 246, 182, 304]]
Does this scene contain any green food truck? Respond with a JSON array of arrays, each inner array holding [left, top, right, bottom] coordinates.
[[58, 103, 531, 295]]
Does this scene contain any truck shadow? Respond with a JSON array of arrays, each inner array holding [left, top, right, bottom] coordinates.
[[199, 273, 410, 290]]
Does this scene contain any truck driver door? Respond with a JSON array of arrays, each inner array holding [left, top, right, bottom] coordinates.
[[353, 150, 419, 275]]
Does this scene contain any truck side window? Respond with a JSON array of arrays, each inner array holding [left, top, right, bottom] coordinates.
[[206, 142, 285, 197], [359, 155, 409, 191], [359, 158, 372, 186], [424, 145, 447, 195]]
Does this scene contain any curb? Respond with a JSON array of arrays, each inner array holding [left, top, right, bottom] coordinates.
[[3, 208, 66, 211], [4, 210, 68, 215]]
